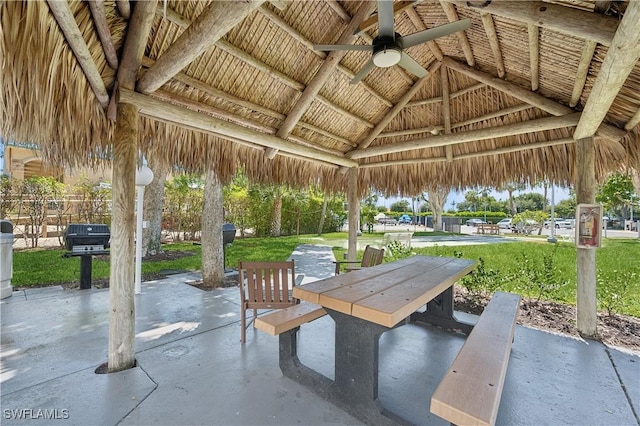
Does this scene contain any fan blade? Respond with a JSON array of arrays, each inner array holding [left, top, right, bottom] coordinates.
[[397, 52, 428, 78], [313, 44, 373, 52], [377, 0, 395, 38], [350, 60, 377, 84], [398, 19, 471, 49]]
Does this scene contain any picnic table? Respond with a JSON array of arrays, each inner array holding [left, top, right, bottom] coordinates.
[[281, 255, 476, 425]]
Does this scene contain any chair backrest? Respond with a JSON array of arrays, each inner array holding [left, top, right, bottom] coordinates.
[[239, 260, 297, 310], [361, 245, 385, 268]]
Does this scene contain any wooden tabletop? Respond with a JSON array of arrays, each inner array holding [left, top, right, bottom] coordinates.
[[292, 255, 476, 328]]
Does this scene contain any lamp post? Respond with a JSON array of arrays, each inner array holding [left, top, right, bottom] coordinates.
[[135, 165, 154, 295]]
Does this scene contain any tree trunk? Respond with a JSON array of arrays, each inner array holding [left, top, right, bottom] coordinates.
[[317, 195, 328, 235], [142, 154, 170, 256], [427, 187, 448, 232], [201, 168, 224, 288], [507, 189, 516, 215], [271, 188, 282, 237]]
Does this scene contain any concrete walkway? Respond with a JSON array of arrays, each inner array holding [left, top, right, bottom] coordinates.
[[1, 244, 638, 425]]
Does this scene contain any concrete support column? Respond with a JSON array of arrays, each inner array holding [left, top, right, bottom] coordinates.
[[575, 136, 597, 338], [108, 102, 137, 372], [347, 168, 358, 262]]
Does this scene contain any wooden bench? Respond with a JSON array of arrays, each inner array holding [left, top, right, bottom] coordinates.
[[431, 291, 520, 426], [254, 302, 327, 336], [477, 223, 500, 235]]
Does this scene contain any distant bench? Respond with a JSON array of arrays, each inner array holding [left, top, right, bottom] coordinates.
[[383, 232, 413, 247], [431, 291, 520, 426], [477, 223, 500, 235]]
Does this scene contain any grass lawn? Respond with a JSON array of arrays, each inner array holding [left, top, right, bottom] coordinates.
[[11, 234, 640, 317]]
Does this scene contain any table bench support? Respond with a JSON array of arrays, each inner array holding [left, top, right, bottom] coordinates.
[[410, 287, 474, 335]]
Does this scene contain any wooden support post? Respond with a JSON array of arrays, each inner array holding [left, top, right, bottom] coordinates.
[[347, 168, 358, 263], [441, 66, 453, 161], [108, 102, 137, 372], [575, 136, 597, 339]]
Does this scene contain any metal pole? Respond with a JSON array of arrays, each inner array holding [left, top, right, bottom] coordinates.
[[135, 185, 144, 295], [548, 183, 557, 243]]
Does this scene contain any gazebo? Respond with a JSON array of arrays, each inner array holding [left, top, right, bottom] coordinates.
[[2, 0, 639, 372]]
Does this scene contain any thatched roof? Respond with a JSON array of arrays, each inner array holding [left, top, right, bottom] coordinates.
[[2, 0, 639, 196]]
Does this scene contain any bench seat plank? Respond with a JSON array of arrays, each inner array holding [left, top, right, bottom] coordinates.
[[431, 292, 520, 426], [254, 303, 327, 336]]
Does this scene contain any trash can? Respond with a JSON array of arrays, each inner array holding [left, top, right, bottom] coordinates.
[[0, 220, 14, 299]]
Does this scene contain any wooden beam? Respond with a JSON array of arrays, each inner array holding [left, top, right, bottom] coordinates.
[[116, 0, 130, 19], [626, 108, 640, 131], [358, 1, 418, 34], [407, 82, 485, 107], [326, 0, 351, 23], [355, 62, 441, 150], [359, 137, 574, 168], [451, 104, 531, 129], [441, 65, 453, 161], [379, 126, 444, 138], [574, 1, 640, 139], [440, 1, 475, 66], [347, 168, 358, 262], [276, 2, 377, 140], [88, 0, 118, 69], [405, 7, 444, 61], [298, 121, 357, 147], [46, 0, 109, 108], [481, 12, 505, 78], [108, 102, 137, 372], [575, 136, 597, 338], [258, 5, 393, 107], [442, 57, 626, 141], [268, 0, 289, 11], [119, 89, 358, 168], [570, 41, 597, 107], [316, 95, 374, 128], [448, 0, 619, 46], [347, 112, 582, 159], [118, 0, 157, 90], [137, 0, 265, 94], [528, 23, 539, 91]]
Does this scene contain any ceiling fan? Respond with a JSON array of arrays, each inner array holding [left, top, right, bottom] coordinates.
[[314, 0, 470, 84]]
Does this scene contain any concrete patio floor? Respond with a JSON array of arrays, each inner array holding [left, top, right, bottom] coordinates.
[[1, 244, 638, 425]]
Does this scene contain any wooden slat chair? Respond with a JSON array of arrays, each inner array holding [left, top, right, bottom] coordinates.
[[333, 244, 385, 275], [239, 260, 300, 343]]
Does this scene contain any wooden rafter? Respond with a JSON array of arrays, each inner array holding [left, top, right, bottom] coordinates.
[[626, 108, 640, 131], [442, 57, 626, 141], [440, 1, 474, 66], [119, 89, 358, 168], [258, 5, 392, 107], [354, 61, 441, 151], [87, 0, 118, 69], [316, 95, 374, 128], [271, 2, 377, 158], [359, 137, 575, 168], [570, 41, 597, 107], [118, 0, 158, 90], [138, 0, 265, 94], [574, 1, 640, 140], [379, 126, 444, 138], [528, 23, 539, 91], [407, 82, 485, 107], [441, 65, 453, 161], [347, 112, 582, 159], [405, 7, 443, 61], [326, 0, 351, 23], [481, 12, 505, 78], [116, 0, 130, 19], [268, 0, 289, 11], [357, 1, 418, 35], [449, 0, 619, 46], [46, 0, 109, 108]]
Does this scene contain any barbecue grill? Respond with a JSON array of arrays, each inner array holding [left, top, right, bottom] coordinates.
[[64, 224, 110, 253]]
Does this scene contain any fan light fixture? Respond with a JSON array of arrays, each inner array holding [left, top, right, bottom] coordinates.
[[373, 47, 402, 68]]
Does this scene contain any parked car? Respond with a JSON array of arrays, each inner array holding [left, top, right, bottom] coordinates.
[[466, 218, 486, 227], [398, 214, 412, 224], [497, 218, 512, 229], [380, 217, 397, 225]]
